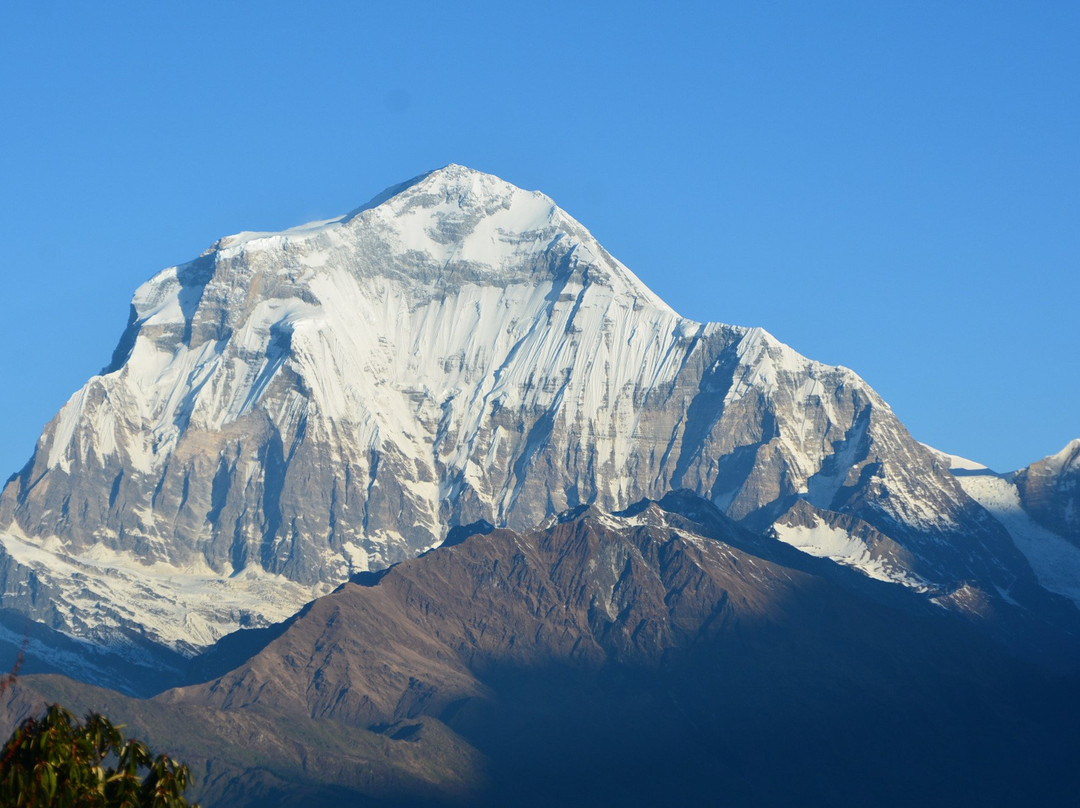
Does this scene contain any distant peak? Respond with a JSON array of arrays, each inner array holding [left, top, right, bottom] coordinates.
[[1047, 438, 1080, 468]]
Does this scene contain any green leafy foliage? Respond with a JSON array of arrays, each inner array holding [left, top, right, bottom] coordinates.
[[0, 704, 198, 807]]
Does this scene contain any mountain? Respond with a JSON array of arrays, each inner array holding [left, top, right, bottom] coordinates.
[[4, 497, 1078, 807], [0, 164, 1076, 678], [1014, 438, 1080, 543], [940, 441, 1080, 612]]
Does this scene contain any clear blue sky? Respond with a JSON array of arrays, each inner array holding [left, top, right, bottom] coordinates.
[[1, 1, 1076, 476]]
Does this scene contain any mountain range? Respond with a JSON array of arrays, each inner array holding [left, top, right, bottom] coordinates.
[[1, 165, 1078, 805]]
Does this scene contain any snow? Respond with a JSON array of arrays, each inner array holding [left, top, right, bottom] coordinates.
[[1034, 438, 1080, 476], [214, 214, 352, 253], [920, 443, 989, 472], [374, 180, 557, 267], [772, 517, 927, 590], [0, 525, 329, 654], [957, 472, 1080, 607], [727, 327, 810, 400], [341, 541, 370, 574], [945, 453, 989, 472], [42, 165, 685, 483], [806, 413, 868, 507]]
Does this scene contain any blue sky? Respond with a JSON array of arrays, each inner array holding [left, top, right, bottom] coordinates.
[[1, 1, 1076, 475]]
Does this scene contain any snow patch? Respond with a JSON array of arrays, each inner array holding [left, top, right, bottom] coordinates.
[[772, 518, 927, 590]]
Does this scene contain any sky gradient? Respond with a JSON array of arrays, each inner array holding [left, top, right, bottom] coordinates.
[[1, 1, 1077, 477]]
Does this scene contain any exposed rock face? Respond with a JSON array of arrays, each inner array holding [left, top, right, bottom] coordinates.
[[1015, 439, 1080, 545], [0, 165, 1069, 654]]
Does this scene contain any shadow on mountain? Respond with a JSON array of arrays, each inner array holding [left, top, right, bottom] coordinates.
[[451, 650, 1080, 807], [0, 608, 189, 697], [4, 493, 1080, 806], [182, 600, 319, 687]]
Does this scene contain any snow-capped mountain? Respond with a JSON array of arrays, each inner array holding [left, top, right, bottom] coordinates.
[[0, 165, 1073, 659]]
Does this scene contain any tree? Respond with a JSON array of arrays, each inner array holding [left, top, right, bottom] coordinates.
[[0, 704, 199, 807]]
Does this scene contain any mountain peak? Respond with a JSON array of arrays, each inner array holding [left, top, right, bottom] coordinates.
[[1052, 438, 1080, 466], [415, 162, 504, 187], [334, 165, 672, 311], [362, 164, 557, 247], [200, 165, 668, 315], [411, 162, 521, 192], [345, 164, 527, 220]]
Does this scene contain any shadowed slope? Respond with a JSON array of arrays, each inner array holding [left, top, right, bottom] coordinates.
[[1, 496, 1069, 805]]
